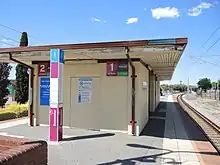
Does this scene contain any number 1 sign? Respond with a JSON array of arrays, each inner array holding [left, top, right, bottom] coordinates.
[[106, 61, 118, 76], [106, 60, 128, 76]]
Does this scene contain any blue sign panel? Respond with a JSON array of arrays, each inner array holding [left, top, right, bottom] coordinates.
[[148, 39, 176, 45], [59, 49, 64, 64], [40, 77, 50, 106], [50, 49, 64, 63], [50, 49, 59, 63]]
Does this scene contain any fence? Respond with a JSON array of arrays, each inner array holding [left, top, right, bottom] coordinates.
[[197, 90, 220, 101]]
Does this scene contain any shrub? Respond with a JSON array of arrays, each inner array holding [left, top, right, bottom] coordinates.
[[0, 103, 28, 121], [0, 112, 17, 121]]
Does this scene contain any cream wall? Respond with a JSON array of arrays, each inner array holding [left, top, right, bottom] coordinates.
[[134, 63, 149, 135], [66, 63, 129, 131], [149, 73, 156, 112], [37, 62, 129, 131], [34, 61, 155, 135], [155, 80, 160, 108]]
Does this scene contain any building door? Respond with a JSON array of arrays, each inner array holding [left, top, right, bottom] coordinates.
[[70, 77, 101, 129]]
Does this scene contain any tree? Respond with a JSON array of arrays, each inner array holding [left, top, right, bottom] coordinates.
[[197, 78, 212, 92], [19, 32, 28, 46], [15, 32, 29, 104], [172, 84, 187, 92], [0, 63, 12, 107], [160, 84, 170, 91], [212, 81, 218, 90], [212, 80, 220, 89]]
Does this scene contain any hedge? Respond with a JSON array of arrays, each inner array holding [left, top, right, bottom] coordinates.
[[0, 103, 28, 121]]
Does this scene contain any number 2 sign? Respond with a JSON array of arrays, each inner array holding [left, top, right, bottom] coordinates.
[[38, 63, 50, 76], [106, 61, 118, 76]]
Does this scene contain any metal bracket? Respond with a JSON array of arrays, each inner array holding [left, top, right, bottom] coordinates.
[[131, 75, 137, 78]]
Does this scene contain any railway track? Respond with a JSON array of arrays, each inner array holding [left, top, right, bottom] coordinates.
[[177, 94, 220, 154]]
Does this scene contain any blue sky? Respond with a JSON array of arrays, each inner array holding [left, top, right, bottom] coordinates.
[[0, 0, 220, 85]]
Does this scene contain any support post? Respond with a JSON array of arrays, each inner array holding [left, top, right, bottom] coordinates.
[[28, 68, 34, 125], [49, 49, 64, 142]]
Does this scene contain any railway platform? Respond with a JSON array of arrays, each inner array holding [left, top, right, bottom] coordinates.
[[0, 95, 219, 164], [153, 95, 220, 165]]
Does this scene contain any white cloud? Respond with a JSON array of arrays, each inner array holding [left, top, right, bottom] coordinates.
[[126, 17, 138, 24], [91, 17, 106, 23], [188, 2, 213, 16], [151, 7, 180, 19], [1, 38, 10, 42], [92, 17, 101, 22]]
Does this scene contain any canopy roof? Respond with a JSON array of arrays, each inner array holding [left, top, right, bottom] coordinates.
[[0, 38, 187, 81]]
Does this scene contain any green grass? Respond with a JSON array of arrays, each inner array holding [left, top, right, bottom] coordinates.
[[0, 103, 28, 121]]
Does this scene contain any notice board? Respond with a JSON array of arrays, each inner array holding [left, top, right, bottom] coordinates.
[[40, 77, 50, 106], [78, 77, 92, 104]]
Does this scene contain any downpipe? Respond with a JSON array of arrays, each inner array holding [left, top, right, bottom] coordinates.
[[9, 53, 34, 127], [125, 47, 137, 135]]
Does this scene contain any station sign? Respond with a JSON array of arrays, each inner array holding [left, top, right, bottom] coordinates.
[[106, 60, 128, 76], [38, 62, 50, 76], [106, 61, 118, 76]]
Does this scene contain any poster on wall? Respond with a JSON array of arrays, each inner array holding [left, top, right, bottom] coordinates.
[[106, 60, 128, 76], [78, 77, 92, 104], [40, 77, 50, 106]]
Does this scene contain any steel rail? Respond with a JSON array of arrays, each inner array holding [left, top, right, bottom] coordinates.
[[177, 94, 220, 154]]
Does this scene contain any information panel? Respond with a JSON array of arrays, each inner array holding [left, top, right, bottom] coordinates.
[[78, 77, 92, 104], [117, 60, 129, 76], [40, 77, 50, 106]]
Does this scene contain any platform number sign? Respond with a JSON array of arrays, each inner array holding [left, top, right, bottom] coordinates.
[[106, 61, 118, 76], [38, 63, 50, 76], [106, 60, 128, 76]]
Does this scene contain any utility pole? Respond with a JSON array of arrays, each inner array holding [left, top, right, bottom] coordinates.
[[187, 78, 190, 93], [218, 80, 220, 101], [214, 82, 217, 100]]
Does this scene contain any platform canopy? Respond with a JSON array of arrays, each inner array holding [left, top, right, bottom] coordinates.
[[0, 38, 187, 81]]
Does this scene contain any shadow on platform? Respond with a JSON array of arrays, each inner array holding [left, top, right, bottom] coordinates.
[[97, 143, 218, 165], [97, 143, 219, 165], [62, 133, 115, 141], [140, 101, 208, 142]]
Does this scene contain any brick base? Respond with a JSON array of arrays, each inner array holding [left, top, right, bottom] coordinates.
[[0, 136, 47, 165]]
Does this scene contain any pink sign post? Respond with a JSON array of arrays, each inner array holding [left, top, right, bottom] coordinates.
[[49, 49, 64, 142]]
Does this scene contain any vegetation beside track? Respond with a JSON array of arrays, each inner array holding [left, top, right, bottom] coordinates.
[[0, 103, 28, 121]]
